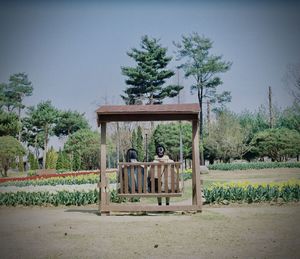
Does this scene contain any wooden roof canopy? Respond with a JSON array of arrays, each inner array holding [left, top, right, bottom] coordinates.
[[96, 103, 200, 125]]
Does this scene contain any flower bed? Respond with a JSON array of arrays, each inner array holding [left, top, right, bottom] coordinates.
[[204, 180, 300, 203], [1, 180, 299, 207], [0, 171, 118, 187], [0, 169, 117, 184]]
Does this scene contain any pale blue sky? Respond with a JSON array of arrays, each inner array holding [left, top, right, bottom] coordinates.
[[1, 0, 299, 128]]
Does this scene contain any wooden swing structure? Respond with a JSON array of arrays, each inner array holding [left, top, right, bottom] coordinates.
[[96, 103, 202, 215]]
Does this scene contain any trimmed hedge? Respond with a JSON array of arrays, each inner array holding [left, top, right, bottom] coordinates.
[[207, 162, 300, 171]]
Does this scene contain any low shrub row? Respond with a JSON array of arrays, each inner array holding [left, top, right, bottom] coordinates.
[[0, 189, 126, 206], [204, 180, 300, 203], [1, 181, 299, 206], [207, 162, 300, 171]]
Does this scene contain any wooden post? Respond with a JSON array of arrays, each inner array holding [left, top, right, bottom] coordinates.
[[100, 122, 109, 215], [192, 119, 202, 210]]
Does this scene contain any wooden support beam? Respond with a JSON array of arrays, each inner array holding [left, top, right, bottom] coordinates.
[[100, 122, 109, 215], [192, 119, 202, 211]]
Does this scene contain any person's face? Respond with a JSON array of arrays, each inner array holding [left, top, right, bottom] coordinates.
[[157, 146, 164, 158]]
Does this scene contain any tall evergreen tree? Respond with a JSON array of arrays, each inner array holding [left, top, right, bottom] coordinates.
[[56, 149, 71, 171], [131, 129, 137, 149], [175, 33, 232, 164], [28, 152, 39, 170], [121, 35, 183, 104], [136, 126, 144, 161], [46, 146, 58, 169], [25, 101, 59, 169], [54, 110, 90, 137], [0, 110, 20, 137], [0, 73, 33, 114]]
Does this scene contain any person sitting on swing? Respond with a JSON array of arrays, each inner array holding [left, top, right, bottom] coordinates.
[[125, 148, 144, 193], [152, 144, 174, 206]]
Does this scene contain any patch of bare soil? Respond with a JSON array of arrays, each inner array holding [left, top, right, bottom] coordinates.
[[0, 204, 299, 258]]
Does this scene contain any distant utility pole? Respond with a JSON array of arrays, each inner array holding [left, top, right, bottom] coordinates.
[[116, 122, 120, 165], [268, 86, 273, 128], [206, 100, 211, 135]]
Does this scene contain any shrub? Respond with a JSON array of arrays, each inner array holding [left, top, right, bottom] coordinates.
[[208, 162, 300, 171], [46, 147, 58, 169]]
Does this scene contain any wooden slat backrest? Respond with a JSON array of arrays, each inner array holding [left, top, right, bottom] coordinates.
[[138, 166, 142, 193], [130, 165, 135, 194], [143, 165, 147, 193], [124, 165, 128, 194], [118, 162, 182, 195], [171, 164, 175, 193], [164, 165, 169, 193], [157, 164, 162, 193], [176, 163, 180, 192], [151, 165, 155, 193]]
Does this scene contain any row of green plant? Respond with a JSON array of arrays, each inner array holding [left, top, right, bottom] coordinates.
[[207, 162, 300, 171], [204, 180, 300, 203], [0, 189, 127, 206], [1, 180, 299, 206], [0, 173, 117, 187]]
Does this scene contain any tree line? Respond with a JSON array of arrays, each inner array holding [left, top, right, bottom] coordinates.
[[104, 102, 300, 168], [117, 33, 300, 165], [0, 73, 98, 176], [0, 33, 299, 176]]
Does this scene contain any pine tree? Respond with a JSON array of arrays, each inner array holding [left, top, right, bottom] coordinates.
[[131, 130, 137, 149], [56, 149, 64, 170], [28, 152, 39, 170], [56, 150, 71, 171], [136, 126, 144, 161], [18, 155, 24, 173], [72, 151, 81, 171], [121, 35, 183, 105], [175, 33, 232, 164], [148, 133, 156, 161], [46, 146, 58, 169]]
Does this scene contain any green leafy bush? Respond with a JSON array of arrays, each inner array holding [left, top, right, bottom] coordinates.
[[27, 170, 37, 177], [0, 189, 125, 206], [208, 162, 300, 171]]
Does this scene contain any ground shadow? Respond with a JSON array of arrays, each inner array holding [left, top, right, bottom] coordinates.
[[64, 208, 179, 216], [64, 209, 99, 215]]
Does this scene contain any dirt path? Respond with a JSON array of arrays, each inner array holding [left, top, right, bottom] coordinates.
[[0, 204, 299, 258]]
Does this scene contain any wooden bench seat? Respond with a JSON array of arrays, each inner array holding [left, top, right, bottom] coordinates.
[[118, 162, 183, 198]]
